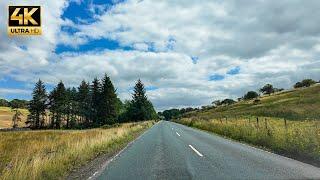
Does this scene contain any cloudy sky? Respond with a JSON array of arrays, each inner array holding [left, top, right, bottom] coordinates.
[[1, 0, 320, 110]]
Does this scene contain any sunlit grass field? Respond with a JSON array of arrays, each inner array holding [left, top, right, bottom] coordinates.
[[184, 84, 320, 120], [0, 121, 154, 180], [0, 107, 28, 128]]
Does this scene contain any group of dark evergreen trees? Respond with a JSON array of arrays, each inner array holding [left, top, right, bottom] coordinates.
[[27, 74, 157, 129]]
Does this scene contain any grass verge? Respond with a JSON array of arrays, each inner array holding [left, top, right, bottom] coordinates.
[[176, 117, 320, 166], [0, 121, 154, 180]]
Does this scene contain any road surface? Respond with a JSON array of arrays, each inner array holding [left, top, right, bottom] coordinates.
[[96, 121, 320, 179]]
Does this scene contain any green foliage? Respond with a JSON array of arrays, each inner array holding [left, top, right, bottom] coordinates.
[[27, 79, 47, 129], [294, 79, 317, 88], [124, 79, 157, 121], [243, 91, 259, 100], [49, 81, 67, 129], [9, 99, 29, 109], [99, 74, 118, 125], [260, 84, 275, 95], [0, 99, 9, 107], [77, 80, 91, 126], [221, 98, 236, 105], [91, 78, 101, 126]]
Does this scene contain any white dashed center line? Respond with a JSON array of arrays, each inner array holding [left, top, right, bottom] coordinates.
[[176, 132, 180, 136], [189, 145, 203, 157]]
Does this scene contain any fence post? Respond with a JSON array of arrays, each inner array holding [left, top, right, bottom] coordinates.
[[264, 118, 268, 129], [284, 118, 287, 129], [256, 117, 259, 127]]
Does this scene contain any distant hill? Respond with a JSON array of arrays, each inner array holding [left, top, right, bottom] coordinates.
[[184, 84, 320, 120]]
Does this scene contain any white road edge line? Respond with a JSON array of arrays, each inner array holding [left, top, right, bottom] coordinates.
[[189, 145, 203, 157], [176, 132, 180, 136]]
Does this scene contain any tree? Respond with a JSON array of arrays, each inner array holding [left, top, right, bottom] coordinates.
[[212, 100, 221, 107], [127, 79, 157, 121], [9, 99, 28, 109], [77, 80, 91, 126], [65, 87, 78, 128], [294, 79, 316, 88], [221, 99, 236, 105], [0, 99, 9, 107], [99, 74, 118, 125], [162, 109, 180, 120], [27, 79, 47, 129], [12, 109, 22, 128], [91, 78, 101, 126], [243, 91, 259, 100], [260, 84, 275, 95], [294, 82, 303, 88], [48, 81, 66, 129]]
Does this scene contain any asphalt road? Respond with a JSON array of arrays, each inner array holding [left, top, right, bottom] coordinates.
[[96, 121, 320, 180]]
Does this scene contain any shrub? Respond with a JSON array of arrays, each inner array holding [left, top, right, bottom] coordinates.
[[243, 91, 259, 100]]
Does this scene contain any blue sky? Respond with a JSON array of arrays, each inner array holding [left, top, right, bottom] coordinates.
[[0, 0, 320, 110]]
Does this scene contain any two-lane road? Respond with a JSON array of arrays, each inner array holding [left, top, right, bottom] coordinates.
[[96, 121, 320, 179]]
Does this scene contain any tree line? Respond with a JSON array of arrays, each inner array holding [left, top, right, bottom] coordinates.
[[26, 74, 157, 129]]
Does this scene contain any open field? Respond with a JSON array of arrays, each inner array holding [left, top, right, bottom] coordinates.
[[0, 121, 154, 180], [184, 84, 320, 120], [0, 107, 28, 129]]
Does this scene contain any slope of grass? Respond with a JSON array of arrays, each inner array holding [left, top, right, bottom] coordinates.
[[177, 118, 320, 165], [177, 85, 320, 165], [0, 121, 154, 180], [184, 84, 320, 120], [0, 107, 28, 128]]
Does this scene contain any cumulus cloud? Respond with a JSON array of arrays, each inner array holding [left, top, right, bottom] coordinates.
[[0, 0, 320, 110]]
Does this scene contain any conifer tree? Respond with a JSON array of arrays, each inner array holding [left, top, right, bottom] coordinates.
[[127, 79, 157, 121], [100, 74, 118, 125], [78, 80, 91, 126], [27, 79, 47, 129], [91, 78, 101, 126], [49, 81, 66, 129]]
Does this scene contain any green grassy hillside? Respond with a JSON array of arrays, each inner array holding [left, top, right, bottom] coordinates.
[[184, 84, 320, 120]]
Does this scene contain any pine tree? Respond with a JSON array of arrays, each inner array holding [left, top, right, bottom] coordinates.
[[49, 81, 66, 129], [78, 80, 91, 126], [91, 78, 101, 126], [100, 74, 118, 125], [128, 79, 157, 121], [27, 79, 47, 129]]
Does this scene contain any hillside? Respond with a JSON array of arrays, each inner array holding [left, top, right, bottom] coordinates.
[[0, 107, 28, 128], [184, 84, 320, 120]]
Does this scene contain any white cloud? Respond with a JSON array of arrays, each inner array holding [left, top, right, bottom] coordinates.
[[0, 0, 320, 110]]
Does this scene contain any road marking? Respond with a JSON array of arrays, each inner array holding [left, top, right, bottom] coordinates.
[[176, 132, 180, 136], [189, 145, 203, 157]]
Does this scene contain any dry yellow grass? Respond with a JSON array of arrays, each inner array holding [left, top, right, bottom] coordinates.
[[0, 121, 154, 180], [0, 107, 28, 128]]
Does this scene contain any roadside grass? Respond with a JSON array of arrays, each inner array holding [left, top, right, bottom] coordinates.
[[0, 107, 28, 128], [177, 117, 320, 165], [0, 121, 154, 180], [184, 84, 320, 120]]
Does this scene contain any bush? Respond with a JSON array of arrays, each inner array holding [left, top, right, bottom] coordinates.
[[294, 79, 316, 88], [243, 91, 259, 100]]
